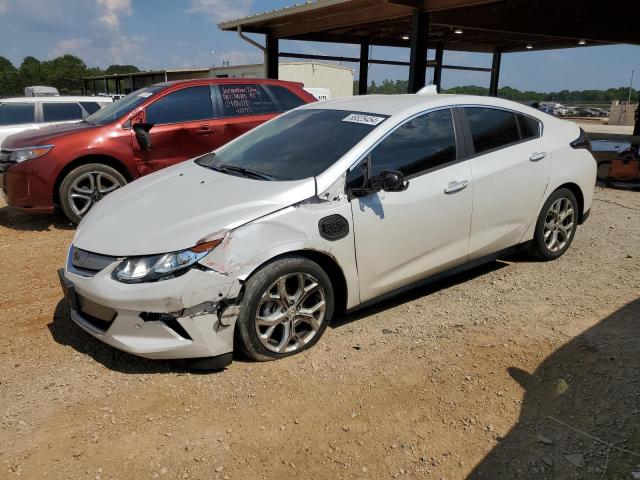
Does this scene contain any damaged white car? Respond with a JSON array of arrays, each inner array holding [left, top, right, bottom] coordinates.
[[59, 93, 596, 369]]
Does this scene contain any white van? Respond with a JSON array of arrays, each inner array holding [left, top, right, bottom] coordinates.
[[0, 96, 112, 146], [303, 87, 331, 101], [24, 86, 60, 97]]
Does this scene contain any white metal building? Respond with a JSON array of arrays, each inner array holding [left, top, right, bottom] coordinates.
[[208, 61, 354, 98]]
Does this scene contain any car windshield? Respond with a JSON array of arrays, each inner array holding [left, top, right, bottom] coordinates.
[[84, 86, 166, 125], [196, 109, 388, 181]]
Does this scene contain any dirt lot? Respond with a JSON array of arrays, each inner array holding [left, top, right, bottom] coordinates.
[[1, 187, 639, 480]]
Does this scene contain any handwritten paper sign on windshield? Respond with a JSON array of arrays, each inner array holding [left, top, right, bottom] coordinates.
[[220, 85, 261, 116]]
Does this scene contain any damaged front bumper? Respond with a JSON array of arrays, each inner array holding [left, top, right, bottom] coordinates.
[[58, 258, 242, 365]]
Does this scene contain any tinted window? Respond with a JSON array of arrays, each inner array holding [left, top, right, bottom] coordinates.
[[464, 107, 520, 154], [218, 84, 278, 116], [518, 114, 541, 140], [366, 109, 457, 179], [196, 109, 388, 181], [269, 85, 306, 111], [42, 102, 83, 122], [0, 103, 35, 125], [146, 86, 214, 124], [80, 102, 102, 115]]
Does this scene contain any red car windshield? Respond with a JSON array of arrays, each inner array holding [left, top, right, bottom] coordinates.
[[85, 86, 166, 126]]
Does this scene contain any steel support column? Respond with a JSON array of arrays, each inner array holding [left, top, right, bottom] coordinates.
[[358, 41, 370, 95], [408, 9, 429, 93], [433, 42, 444, 91], [489, 51, 502, 97], [266, 35, 279, 79]]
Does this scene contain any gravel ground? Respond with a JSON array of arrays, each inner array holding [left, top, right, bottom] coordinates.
[[0, 187, 638, 480]]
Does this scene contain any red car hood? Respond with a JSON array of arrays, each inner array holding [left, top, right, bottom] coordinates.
[[2, 121, 98, 148]]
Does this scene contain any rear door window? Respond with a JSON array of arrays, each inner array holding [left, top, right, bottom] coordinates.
[[0, 103, 35, 125], [517, 114, 542, 140], [42, 102, 84, 122], [268, 85, 306, 111], [463, 107, 520, 154], [146, 86, 214, 125], [217, 84, 278, 117]]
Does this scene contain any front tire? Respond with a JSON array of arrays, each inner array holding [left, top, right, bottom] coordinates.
[[529, 188, 578, 260], [59, 164, 127, 224], [235, 256, 334, 361]]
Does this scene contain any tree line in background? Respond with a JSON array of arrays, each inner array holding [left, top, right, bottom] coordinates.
[[359, 79, 639, 103], [1, 54, 638, 103], [0, 55, 139, 97]]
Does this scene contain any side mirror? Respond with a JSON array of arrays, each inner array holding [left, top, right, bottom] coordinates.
[[378, 170, 408, 192], [133, 122, 154, 151]]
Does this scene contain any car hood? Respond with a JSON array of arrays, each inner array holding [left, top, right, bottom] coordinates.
[[73, 160, 317, 256], [2, 121, 96, 148]]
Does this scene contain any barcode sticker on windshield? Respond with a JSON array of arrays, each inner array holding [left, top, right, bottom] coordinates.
[[342, 113, 385, 126], [137, 92, 153, 98]]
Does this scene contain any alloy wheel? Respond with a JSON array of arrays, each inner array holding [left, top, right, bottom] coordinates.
[[543, 197, 575, 253], [255, 272, 327, 354], [68, 171, 123, 218]]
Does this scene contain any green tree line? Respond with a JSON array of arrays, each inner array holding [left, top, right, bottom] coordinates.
[[0, 55, 139, 97], [359, 79, 639, 103]]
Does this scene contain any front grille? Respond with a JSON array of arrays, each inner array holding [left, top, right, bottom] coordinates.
[[78, 295, 117, 332], [69, 246, 118, 277], [0, 150, 15, 174]]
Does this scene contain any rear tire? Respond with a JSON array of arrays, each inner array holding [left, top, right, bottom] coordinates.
[[59, 164, 126, 224], [529, 188, 579, 261], [235, 256, 334, 361]]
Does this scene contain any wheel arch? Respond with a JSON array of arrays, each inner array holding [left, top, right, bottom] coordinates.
[[553, 182, 585, 224], [242, 249, 349, 317], [53, 154, 135, 205]]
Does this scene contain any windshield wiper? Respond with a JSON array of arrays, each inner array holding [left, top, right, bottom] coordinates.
[[195, 154, 274, 180], [216, 164, 275, 181]]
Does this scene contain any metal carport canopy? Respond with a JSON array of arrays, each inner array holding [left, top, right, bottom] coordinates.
[[218, 0, 640, 94]]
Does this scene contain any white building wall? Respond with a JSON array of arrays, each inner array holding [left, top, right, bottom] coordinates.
[[279, 62, 354, 98], [208, 62, 354, 98]]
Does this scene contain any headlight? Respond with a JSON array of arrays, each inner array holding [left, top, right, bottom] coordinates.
[[9, 145, 54, 163], [112, 240, 222, 283]]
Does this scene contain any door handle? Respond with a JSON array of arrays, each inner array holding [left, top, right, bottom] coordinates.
[[530, 152, 547, 162], [444, 180, 469, 194], [197, 125, 212, 135]]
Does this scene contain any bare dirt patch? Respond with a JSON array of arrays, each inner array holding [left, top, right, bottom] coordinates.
[[1, 188, 638, 479]]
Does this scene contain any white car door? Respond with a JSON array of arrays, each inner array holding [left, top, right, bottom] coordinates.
[[349, 108, 473, 303], [461, 107, 551, 260]]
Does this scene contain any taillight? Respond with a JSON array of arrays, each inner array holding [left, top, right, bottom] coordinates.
[[570, 128, 592, 151]]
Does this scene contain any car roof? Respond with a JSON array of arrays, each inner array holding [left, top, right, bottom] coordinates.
[[153, 78, 304, 89], [299, 93, 545, 119], [0, 96, 113, 103]]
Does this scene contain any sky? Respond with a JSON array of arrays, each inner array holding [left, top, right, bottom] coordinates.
[[0, 0, 638, 93]]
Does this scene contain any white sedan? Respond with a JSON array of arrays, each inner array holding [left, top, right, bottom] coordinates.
[[60, 93, 596, 369]]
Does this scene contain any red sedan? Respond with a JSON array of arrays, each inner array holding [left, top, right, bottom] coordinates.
[[0, 78, 316, 223]]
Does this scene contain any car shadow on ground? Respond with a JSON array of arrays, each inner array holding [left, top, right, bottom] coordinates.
[[467, 298, 640, 479], [0, 205, 74, 232], [333, 259, 509, 328], [48, 260, 510, 374], [48, 299, 206, 375]]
